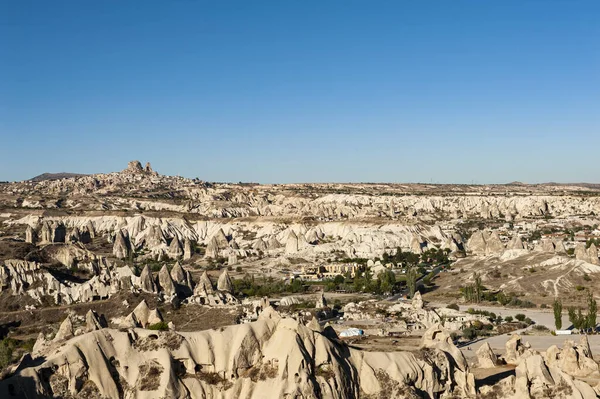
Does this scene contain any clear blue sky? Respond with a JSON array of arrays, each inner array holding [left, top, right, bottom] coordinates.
[[1, 1, 598, 183]]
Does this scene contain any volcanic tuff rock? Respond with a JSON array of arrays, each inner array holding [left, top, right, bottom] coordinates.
[[476, 342, 499, 368], [0, 312, 478, 399], [216, 268, 233, 292]]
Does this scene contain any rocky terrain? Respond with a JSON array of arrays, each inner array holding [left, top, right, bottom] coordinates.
[[1, 161, 599, 398]]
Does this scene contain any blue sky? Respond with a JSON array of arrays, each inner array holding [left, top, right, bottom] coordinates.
[[1, 1, 598, 183]]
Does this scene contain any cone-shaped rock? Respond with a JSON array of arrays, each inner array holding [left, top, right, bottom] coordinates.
[[477, 342, 498, 368], [113, 230, 131, 259], [157, 265, 177, 297], [285, 231, 299, 254], [485, 232, 504, 255], [54, 316, 74, 341], [170, 261, 186, 284], [132, 300, 151, 327], [139, 265, 157, 293], [195, 271, 214, 294], [168, 236, 183, 258], [507, 235, 525, 250], [217, 269, 233, 292], [204, 237, 220, 259], [86, 310, 107, 332]]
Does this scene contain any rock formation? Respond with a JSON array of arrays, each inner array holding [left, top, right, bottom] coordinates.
[[112, 229, 131, 259], [157, 265, 177, 299], [85, 309, 107, 332], [183, 237, 193, 260], [216, 268, 233, 292], [476, 342, 499, 368], [1, 313, 478, 399], [138, 265, 157, 293], [167, 236, 183, 258], [25, 225, 37, 244]]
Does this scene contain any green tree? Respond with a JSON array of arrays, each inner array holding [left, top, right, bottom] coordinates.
[[474, 273, 483, 303], [553, 298, 563, 330], [378, 270, 396, 294], [0, 339, 14, 370], [406, 266, 417, 298], [586, 291, 597, 331], [515, 314, 526, 322]]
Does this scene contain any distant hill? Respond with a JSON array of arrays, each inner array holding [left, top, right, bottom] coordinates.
[[29, 173, 88, 182]]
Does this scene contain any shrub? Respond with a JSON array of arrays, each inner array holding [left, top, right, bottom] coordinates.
[[515, 314, 526, 322], [540, 303, 547, 309], [524, 317, 534, 325], [576, 285, 585, 291], [462, 328, 477, 340], [148, 322, 169, 331], [504, 316, 513, 323], [446, 303, 460, 311], [0, 339, 14, 370]]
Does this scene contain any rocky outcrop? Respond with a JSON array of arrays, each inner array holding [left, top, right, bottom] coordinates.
[[170, 261, 193, 296], [476, 342, 498, 368], [467, 230, 505, 255], [412, 291, 424, 309], [112, 230, 131, 259], [157, 265, 177, 299], [138, 265, 157, 293], [285, 231, 299, 254], [25, 225, 37, 244], [54, 316, 74, 342], [167, 236, 183, 258], [545, 336, 599, 378], [316, 291, 327, 309], [183, 237, 193, 260], [588, 243, 599, 265], [216, 269, 233, 292], [1, 313, 478, 399], [85, 310, 107, 332], [504, 334, 534, 364]]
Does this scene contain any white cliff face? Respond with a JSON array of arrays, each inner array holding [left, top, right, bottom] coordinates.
[[0, 312, 477, 399]]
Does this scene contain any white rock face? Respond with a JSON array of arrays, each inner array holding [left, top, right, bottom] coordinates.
[[477, 342, 498, 368], [0, 313, 478, 399]]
